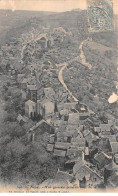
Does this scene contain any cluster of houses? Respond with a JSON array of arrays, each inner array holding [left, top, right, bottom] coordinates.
[[17, 68, 118, 188], [15, 34, 118, 189]]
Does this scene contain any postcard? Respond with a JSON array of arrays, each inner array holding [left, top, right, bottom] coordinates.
[[0, 0, 118, 193]]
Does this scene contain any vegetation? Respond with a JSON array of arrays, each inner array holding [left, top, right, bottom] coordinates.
[[0, 121, 58, 186], [63, 39, 118, 120], [0, 8, 117, 187]]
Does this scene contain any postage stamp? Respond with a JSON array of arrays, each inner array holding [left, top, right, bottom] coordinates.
[[87, 0, 114, 32]]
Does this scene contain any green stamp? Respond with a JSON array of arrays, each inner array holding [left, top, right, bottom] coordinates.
[[87, 0, 114, 32]]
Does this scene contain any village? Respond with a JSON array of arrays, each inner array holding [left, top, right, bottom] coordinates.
[[4, 32, 117, 189], [0, 21, 118, 189]]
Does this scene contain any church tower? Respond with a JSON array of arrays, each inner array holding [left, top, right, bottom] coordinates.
[[84, 140, 90, 161]]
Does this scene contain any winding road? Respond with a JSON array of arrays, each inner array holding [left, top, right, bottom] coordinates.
[[58, 62, 78, 102], [79, 39, 92, 70], [21, 35, 92, 104], [58, 38, 92, 102]]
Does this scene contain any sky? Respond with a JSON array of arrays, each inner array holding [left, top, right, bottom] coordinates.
[[0, 0, 87, 12], [0, 0, 117, 14]]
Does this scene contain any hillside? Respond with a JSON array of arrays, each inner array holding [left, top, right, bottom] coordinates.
[[0, 9, 55, 46], [0, 8, 118, 187]]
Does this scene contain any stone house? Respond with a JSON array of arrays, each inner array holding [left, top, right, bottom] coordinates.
[[99, 123, 111, 133], [56, 131, 72, 143], [37, 99, 54, 119], [101, 135, 116, 142], [94, 152, 112, 169], [17, 74, 25, 84], [25, 100, 36, 118], [106, 172, 118, 188], [104, 161, 118, 183], [21, 76, 36, 91], [68, 113, 79, 125], [66, 147, 84, 159], [17, 114, 28, 126], [43, 87, 55, 100], [73, 159, 104, 188], [55, 142, 70, 150], [110, 142, 118, 154], [59, 109, 69, 121], [29, 119, 55, 142], [27, 85, 37, 102], [71, 136, 85, 148], [64, 102, 78, 111], [76, 104, 89, 120], [53, 119, 67, 129], [53, 149, 66, 157], [84, 131, 99, 147], [47, 144, 54, 152], [38, 37, 47, 49]]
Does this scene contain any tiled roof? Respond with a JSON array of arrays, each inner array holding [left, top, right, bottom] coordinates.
[[107, 172, 118, 187], [94, 152, 112, 165], [110, 142, 118, 153], [27, 85, 37, 91], [60, 109, 69, 116], [105, 161, 118, 171], [55, 142, 70, 150], [25, 100, 36, 106], [54, 119, 67, 127], [101, 135, 116, 142], [71, 136, 85, 143], [68, 113, 79, 125], [100, 124, 111, 132], [53, 149, 66, 157], [47, 144, 54, 152], [30, 119, 51, 131], [64, 102, 78, 110], [73, 159, 103, 180], [94, 127, 101, 133]]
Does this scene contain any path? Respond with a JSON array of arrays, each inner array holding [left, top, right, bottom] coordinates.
[[58, 38, 92, 102], [79, 39, 92, 70], [58, 62, 78, 102], [21, 34, 92, 104]]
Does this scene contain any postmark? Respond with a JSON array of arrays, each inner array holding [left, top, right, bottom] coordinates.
[[87, 0, 114, 32]]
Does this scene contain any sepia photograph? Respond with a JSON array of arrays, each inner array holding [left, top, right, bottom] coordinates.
[[0, 0, 118, 193]]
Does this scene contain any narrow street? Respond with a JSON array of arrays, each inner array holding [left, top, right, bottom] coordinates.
[[58, 38, 92, 102], [79, 39, 92, 70], [58, 62, 78, 102], [21, 35, 93, 105]]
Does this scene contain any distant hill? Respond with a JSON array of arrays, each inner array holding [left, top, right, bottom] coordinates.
[[0, 9, 55, 45], [0, 9, 117, 47]]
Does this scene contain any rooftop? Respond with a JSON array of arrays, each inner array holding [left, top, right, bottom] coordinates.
[[68, 113, 79, 125], [110, 142, 118, 154], [40, 37, 47, 41], [53, 149, 66, 157], [27, 85, 37, 91], [94, 152, 112, 165], [30, 119, 51, 132], [25, 100, 36, 106], [55, 142, 70, 150], [101, 135, 116, 142], [100, 123, 111, 132], [44, 87, 55, 97], [47, 144, 54, 152]]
